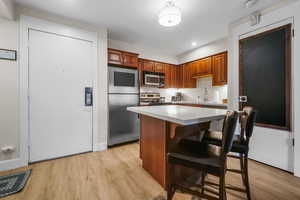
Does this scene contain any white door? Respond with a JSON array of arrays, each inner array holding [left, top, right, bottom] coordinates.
[[29, 29, 93, 162]]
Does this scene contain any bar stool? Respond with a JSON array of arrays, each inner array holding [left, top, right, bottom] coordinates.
[[167, 111, 239, 200], [203, 106, 257, 200]]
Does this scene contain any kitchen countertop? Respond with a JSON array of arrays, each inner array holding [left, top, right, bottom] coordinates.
[[172, 101, 227, 107], [127, 105, 227, 125]]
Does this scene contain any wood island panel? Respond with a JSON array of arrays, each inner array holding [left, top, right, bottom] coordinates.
[[139, 114, 211, 189]]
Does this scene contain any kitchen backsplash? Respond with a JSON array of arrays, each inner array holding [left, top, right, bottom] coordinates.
[[140, 77, 228, 103]]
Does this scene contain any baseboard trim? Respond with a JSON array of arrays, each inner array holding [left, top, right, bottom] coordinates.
[[0, 158, 27, 171], [93, 142, 107, 152]]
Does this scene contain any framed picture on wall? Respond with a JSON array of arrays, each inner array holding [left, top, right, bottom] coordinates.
[[0, 49, 17, 61]]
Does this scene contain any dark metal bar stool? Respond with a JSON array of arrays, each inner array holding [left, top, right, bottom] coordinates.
[[203, 106, 257, 200], [167, 111, 239, 200]]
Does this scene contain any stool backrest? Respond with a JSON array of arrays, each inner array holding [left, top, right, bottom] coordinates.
[[221, 111, 239, 156], [240, 106, 257, 143]]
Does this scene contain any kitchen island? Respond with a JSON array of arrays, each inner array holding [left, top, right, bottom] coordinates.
[[127, 105, 227, 189]]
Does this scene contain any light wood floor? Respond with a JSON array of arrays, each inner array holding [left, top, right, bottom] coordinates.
[[1, 143, 300, 200]]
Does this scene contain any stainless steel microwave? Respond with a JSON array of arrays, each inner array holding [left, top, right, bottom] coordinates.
[[143, 71, 165, 87]]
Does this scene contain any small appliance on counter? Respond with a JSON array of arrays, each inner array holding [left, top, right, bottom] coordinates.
[[171, 92, 183, 102]]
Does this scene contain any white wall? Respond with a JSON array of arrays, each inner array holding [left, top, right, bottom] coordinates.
[[0, 7, 108, 170], [177, 38, 228, 64], [0, 0, 15, 20], [108, 39, 178, 65], [0, 18, 19, 162], [141, 77, 227, 104], [228, 0, 300, 173]]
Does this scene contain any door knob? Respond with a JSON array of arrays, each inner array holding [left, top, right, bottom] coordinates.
[[239, 96, 248, 103]]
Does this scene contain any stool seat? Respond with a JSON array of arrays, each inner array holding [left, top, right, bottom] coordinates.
[[204, 131, 249, 154], [169, 141, 222, 173]]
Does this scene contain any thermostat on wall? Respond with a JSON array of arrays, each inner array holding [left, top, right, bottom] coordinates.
[[0, 49, 17, 61]]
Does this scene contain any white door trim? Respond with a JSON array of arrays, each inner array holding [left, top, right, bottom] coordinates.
[[19, 15, 99, 166]]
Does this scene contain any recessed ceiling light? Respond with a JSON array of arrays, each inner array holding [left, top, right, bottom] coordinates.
[[192, 42, 197, 46], [158, 0, 182, 27]]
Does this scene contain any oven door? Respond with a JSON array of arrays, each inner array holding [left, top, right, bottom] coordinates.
[[108, 66, 139, 94], [144, 73, 160, 86]]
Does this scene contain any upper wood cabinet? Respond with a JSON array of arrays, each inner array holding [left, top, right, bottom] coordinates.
[[108, 48, 139, 68], [108, 49, 123, 65], [142, 60, 155, 72], [154, 62, 165, 73], [176, 65, 184, 88], [189, 57, 212, 78], [122, 52, 139, 68], [212, 52, 227, 86], [182, 63, 197, 88]]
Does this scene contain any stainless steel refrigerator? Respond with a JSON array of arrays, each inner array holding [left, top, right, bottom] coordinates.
[[108, 66, 140, 146]]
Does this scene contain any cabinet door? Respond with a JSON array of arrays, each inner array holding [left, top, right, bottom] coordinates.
[[170, 65, 177, 88], [122, 52, 138, 68], [183, 63, 196, 88], [142, 60, 155, 72], [154, 62, 165, 73], [176, 65, 183, 88], [212, 52, 227, 86], [164, 64, 171, 88], [194, 57, 212, 76], [193, 60, 202, 76], [108, 49, 123, 65], [201, 57, 212, 74]]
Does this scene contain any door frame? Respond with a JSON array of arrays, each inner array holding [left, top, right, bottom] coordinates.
[[19, 15, 99, 166]]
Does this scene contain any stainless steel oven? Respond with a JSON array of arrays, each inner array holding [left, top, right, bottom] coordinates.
[[143, 71, 165, 87], [109, 66, 139, 94], [108, 66, 140, 146]]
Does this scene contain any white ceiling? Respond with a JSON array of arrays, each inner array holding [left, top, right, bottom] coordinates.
[[16, 0, 285, 55]]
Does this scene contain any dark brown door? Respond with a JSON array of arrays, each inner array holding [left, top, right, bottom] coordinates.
[[239, 24, 291, 130]]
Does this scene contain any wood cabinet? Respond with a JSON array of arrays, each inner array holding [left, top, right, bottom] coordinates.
[[108, 49, 123, 65], [154, 62, 165, 73], [212, 52, 227, 86], [179, 51, 227, 88], [122, 52, 139, 68], [164, 64, 179, 88], [176, 65, 183, 88], [108, 48, 139, 68], [193, 57, 212, 77], [182, 63, 197, 88]]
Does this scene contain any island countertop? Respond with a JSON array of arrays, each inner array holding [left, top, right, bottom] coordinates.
[[127, 105, 227, 125]]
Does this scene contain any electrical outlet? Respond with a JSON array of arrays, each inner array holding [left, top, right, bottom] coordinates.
[[1, 146, 15, 153]]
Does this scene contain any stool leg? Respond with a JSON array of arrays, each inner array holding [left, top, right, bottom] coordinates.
[[219, 171, 226, 200], [239, 153, 246, 186], [167, 163, 175, 200], [244, 154, 252, 200]]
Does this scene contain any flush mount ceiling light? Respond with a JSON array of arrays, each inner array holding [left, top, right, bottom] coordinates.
[[158, 0, 182, 27], [244, 0, 258, 8]]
